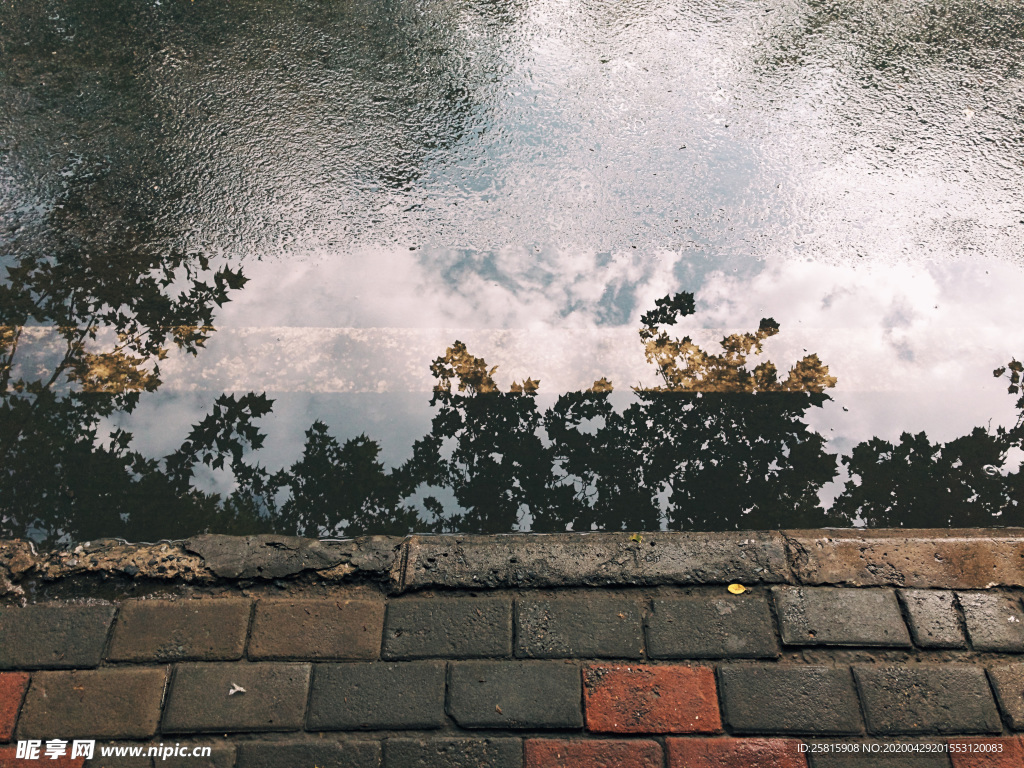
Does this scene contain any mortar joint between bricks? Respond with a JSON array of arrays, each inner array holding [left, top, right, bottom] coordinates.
[[98, 600, 121, 664], [712, 663, 732, 737], [764, 584, 785, 652], [301, 657, 317, 732], [377, 599, 390, 661], [893, 588, 920, 651], [847, 664, 873, 739], [511, 593, 520, 659], [443, 660, 456, 728], [639, 595, 652, 664], [951, 590, 977, 653], [242, 597, 257, 660]]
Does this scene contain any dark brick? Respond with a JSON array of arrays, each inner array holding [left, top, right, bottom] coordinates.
[[647, 594, 779, 659], [107, 600, 250, 662], [236, 740, 380, 768], [515, 594, 643, 659], [307, 662, 445, 730], [667, 738, 807, 768], [808, 748, 951, 768], [0, 604, 115, 669], [386, 738, 522, 768], [949, 738, 1024, 768], [898, 591, 967, 649], [162, 663, 310, 733], [384, 597, 511, 659], [18, 669, 167, 739], [987, 664, 1024, 730], [773, 588, 911, 647], [525, 738, 661, 768], [85, 743, 235, 768], [584, 665, 721, 734], [0, 745, 85, 766], [957, 593, 1024, 652], [248, 599, 384, 660], [0, 672, 29, 741], [719, 665, 862, 735], [85, 745, 152, 768], [159, 744, 236, 768], [448, 661, 582, 729], [854, 665, 1001, 735]]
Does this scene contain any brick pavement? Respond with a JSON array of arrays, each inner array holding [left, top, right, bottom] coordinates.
[[3, 566, 1024, 765]]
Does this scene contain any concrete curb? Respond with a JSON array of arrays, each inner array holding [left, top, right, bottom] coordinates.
[[4, 529, 1024, 596]]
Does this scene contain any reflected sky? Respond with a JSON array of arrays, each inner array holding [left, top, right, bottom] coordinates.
[[2, 0, 1024, 538]]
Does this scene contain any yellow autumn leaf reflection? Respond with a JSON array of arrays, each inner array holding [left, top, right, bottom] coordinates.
[[637, 294, 837, 394]]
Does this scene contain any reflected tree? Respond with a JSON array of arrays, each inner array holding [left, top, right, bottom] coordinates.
[[544, 386, 659, 532], [6, 264, 1024, 544], [543, 292, 840, 531], [832, 360, 1024, 527], [277, 423, 417, 538], [0, 0, 533, 546], [0, 193, 268, 545], [0, 387, 278, 545], [396, 341, 562, 533], [396, 293, 840, 532], [633, 293, 839, 530]]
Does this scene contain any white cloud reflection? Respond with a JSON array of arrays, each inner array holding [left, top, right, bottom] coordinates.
[[131, 251, 1023, 466]]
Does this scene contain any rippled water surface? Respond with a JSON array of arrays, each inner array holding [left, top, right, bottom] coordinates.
[[2, 0, 1024, 543]]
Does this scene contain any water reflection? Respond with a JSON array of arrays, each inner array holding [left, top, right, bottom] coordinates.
[[401, 316, 840, 534], [4, 282, 1023, 545], [4, 0, 1021, 260], [3, 0, 1024, 544], [834, 362, 1024, 528]]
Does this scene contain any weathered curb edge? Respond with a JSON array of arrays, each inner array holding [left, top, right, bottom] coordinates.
[[2, 529, 1024, 596]]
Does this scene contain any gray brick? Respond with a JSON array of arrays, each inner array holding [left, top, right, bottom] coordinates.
[[158, 744, 236, 768], [809, 748, 951, 768], [987, 664, 1024, 730], [162, 663, 310, 733], [854, 665, 1001, 735], [307, 662, 445, 731], [384, 738, 522, 768], [84, 743, 235, 766], [647, 594, 779, 659], [108, 599, 251, 662], [86, 751, 152, 768], [898, 590, 966, 649], [236, 740, 380, 768], [957, 593, 1024, 652], [0, 604, 115, 669], [718, 665, 862, 735], [18, 668, 167, 739], [773, 588, 911, 647], [515, 594, 643, 659], [448, 661, 582, 729], [384, 597, 511, 659], [248, 598, 384, 660]]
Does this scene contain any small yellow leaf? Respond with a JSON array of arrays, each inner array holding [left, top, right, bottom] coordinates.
[[727, 583, 749, 594], [630, 533, 643, 543]]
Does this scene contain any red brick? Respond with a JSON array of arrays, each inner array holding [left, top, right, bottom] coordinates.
[[0, 746, 84, 767], [668, 738, 807, 768], [583, 664, 722, 734], [949, 737, 1024, 768], [0, 674, 29, 742], [526, 739, 662, 768]]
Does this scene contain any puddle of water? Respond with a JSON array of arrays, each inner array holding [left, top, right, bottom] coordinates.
[[2, 0, 1023, 545]]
